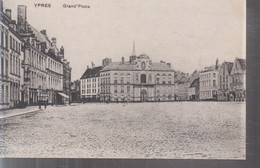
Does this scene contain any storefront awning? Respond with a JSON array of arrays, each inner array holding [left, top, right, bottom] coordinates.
[[58, 92, 70, 98]]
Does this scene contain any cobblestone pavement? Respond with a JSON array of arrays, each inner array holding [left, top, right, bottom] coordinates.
[[0, 102, 245, 159]]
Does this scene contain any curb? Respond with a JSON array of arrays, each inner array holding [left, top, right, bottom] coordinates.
[[0, 109, 43, 119]]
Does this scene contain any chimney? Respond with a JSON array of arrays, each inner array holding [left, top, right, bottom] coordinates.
[[40, 42, 47, 53], [51, 37, 56, 48], [87, 65, 89, 69], [102, 58, 112, 67], [91, 62, 95, 68], [48, 48, 55, 55], [121, 57, 125, 63], [17, 5, 27, 32], [215, 59, 219, 70], [166, 63, 171, 68], [5, 9, 11, 19], [60, 46, 64, 58], [1, 0, 3, 12], [160, 60, 165, 64], [40, 30, 46, 35]]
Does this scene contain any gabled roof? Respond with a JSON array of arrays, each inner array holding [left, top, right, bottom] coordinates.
[[177, 76, 190, 85], [28, 24, 59, 53], [189, 78, 199, 88], [225, 62, 234, 74], [237, 58, 246, 71], [80, 66, 103, 79]]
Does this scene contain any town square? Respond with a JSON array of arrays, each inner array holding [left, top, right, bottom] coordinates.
[[0, 102, 245, 159], [0, 0, 246, 160]]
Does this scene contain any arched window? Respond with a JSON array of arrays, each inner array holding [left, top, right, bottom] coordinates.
[[141, 74, 146, 84], [141, 62, 146, 70]]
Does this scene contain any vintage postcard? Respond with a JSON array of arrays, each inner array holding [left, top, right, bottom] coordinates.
[[0, 0, 246, 159]]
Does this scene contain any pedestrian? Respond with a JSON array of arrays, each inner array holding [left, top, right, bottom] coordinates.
[[39, 101, 41, 109], [45, 99, 48, 109]]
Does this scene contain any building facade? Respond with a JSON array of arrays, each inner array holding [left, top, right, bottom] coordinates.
[[175, 77, 190, 101], [229, 58, 246, 101], [71, 80, 81, 103], [217, 61, 233, 101], [17, 5, 67, 105], [199, 60, 219, 100], [80, 66, 103, 101], [188, 77, 200, 101], [0, 8, 23, 109], [99, 54, 175, 102]]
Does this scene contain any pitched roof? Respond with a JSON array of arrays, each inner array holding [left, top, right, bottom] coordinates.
[[225, 62, 234, 74], [80, 66, 103, 79], [101, 62, 173, 71], [237, 58, 246, 71], [28, 24, 59, 53], [177, 76, 190, 84], [189, 78, 199, 88]]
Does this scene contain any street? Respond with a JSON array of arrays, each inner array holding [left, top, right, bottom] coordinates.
[[0, 102, 245, 159]]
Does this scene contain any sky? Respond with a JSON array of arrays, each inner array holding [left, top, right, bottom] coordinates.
[[3, 0, 246, 81]]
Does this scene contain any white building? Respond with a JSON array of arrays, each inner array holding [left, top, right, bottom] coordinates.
[[199, 61, 219, 100], [80, 66, 103, 101]]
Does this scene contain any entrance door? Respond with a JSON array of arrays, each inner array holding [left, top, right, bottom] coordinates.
[[141, 90, 147, 102]]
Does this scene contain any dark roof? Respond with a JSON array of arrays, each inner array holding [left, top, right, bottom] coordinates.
[[80, 66, 103, 79], [237, 58, 246, 71], [177, 76, 190, 85], [137, 53, 150, 59], [189, 78, 199, 88], [225, 62, 234, 74]]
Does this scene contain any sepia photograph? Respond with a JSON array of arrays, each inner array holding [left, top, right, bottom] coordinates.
[[0, 0, 246, 159]]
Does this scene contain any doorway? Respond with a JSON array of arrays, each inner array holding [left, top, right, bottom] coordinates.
[[141, 90, 147, 102]]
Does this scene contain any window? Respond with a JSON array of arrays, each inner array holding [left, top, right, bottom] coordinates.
[[127, 77, 130, 84], [156, 77, 160, 84], [127, 86, 130, 92], [1, 85, 4, 103], [10, 37, 12, 49], [141, 62, 146, 70], [5, 60, 8, 75], [213, 73, 216, 78], [5, 34, 8, 48], [213, 80, 216, 87], [0, 31, 3, 47], [121, 86, 124, 93], [141, 74, 146, 83], [114, 77, 117, 84], [1, 58, 3, 75], [114, 86, 117, 93], [121, 77, 124, 84]]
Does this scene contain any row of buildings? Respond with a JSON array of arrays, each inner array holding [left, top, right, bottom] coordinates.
[[0, 1, 72, 109], [175, 58, 246, 101], [79, 43, 246, 102]]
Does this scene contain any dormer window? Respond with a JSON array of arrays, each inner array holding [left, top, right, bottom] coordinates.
[[141, 62, 146, 70]]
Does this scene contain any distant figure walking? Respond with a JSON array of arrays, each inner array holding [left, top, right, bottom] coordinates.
[[39, 101, 41, 109], [45, 99, 48, 109]]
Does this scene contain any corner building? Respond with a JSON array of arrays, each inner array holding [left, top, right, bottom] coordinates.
[[100, 54, 175, 102]]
